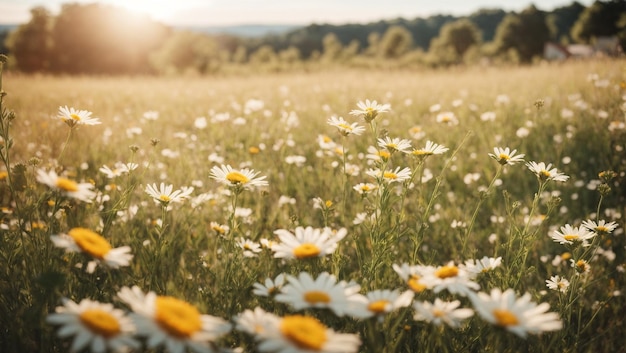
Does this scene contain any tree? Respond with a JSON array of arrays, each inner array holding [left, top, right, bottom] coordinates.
[[491, 5, 553, 63], [321, 33, 343, 62], [150, 31, 221, 74], [548, 1, 586, 43], [571, 0, 626, 49], [379, 25, 413, 59], [429, 19, 482, 64], [468, 9, 507, 42], [5, 7, 52, 72]]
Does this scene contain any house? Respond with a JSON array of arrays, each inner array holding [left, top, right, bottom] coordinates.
[[544, 42, 570, 61]]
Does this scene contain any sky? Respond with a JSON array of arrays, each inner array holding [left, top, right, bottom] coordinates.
[[0, 0, 596, 26]]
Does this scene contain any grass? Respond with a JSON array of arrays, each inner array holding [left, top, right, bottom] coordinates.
[[1, 58, 625, 353]]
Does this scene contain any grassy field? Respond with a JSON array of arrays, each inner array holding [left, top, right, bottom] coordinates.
[[1, 58, 625, 353]]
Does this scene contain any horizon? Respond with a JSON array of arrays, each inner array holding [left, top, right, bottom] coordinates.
[[0, 0, 595, 26]]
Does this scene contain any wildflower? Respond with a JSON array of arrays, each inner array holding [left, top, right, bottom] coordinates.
[[365, 146, 391, 163], [99, 162, 138, 179], [546, 275, 570, 293], [235, 307, 280, 338], [464, 256, 502, 274], [351, 289, 414, 319], [47, 298, 139, 353], [581, 219, 619, 236], [436, 112, 458, 125], [468, 288, 562, 338], [256, 314, 361, 353], [236, 238, 262, 257], [117, 286, 231, 353], [392, 263, 431, 293], [366, 167, 411, 184], [209, 222, 229, 236], [51, 228, 132, 271], [408, 126, 425, 139], [36, 169, 96, 203], [571, 259, 591, 274], [411, 141, 449, 157], [526, 162, 569, 182], [488, 147, 525, 166], [271, 226, 345, 260], [317, 135, 337, 150], [550, 224, 596, 247], [349, 99, 390, 122], [145, 183, 194, 206], [253, 273, 286, 297], [210, 165, 268, 190], [420, 261, 480, 296], [57, 106, 101, 127], [327, 116, 365, 136], [413, 298, 474, 328], [377, 137, 412, 154], [353, 183, 377, 195], [275, 272, 365, 317]]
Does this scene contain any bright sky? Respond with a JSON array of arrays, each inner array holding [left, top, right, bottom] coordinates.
[[0, 0, 595, 26]]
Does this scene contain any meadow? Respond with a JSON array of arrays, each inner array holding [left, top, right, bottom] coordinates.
[[1, 57, 625, 353]]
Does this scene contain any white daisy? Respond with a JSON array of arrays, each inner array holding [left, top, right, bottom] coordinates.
[[581, 219, 619, 236], [411, 141, 449, 157], [253, 273, 287, 297], [209, 222, 230, 236], [257, 314, 361, 353], [234, 307, 280, 339], [550, 224, 596, 247], [47, 298, 139, 353], [36, 169, 96, 203], [349, 99, 390, 122], [468, 288, 563, 338], [419, 261, 480, 296], [488, 147, 525, 166], [271, 226, 344, 260], [274, 272, 365, 317], [210, 165, 268, 190], [392, 263, 431, 293], [435, 112, 458, 125], [57, 106, 101, 127], [546, 275, 570, 293], [570, 259, 591, 275], [366, 167, 412, 184], [377, 136, 412, 154], [117, 286, 232, 353], [353, 183, 377, 195], [365, 145, 391, 163], [413, 298, 474, 328], [526, 161, 569, 182], [327, 116, 366, 136], [350, 289, 414, 319], [50, 228, 132, 270], [99, 162, 138, 179], [464, 256, 503, 275], [145, 183, 194, 206], [236, 237, 262, 257]]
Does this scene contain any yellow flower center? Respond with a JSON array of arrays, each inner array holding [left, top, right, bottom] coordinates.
[[322, 135, 332, 143], [441, 115, 451, 122], [338, 123, 352, 131], [325, 200, 333, 208], [212, 225, 226, 234], [70, 113, 81, 121], [412, 150, 431, 156], [386, 143, 398, 150], [56, 177, 79, 192], [408, 276, 427, 292], [249, 146, 260, 154], [435, 265, 459, 279], [493, 309, 519, 327], [280, 315, 327, 351], [226, 171, 249, 184], [433, 309, 445, 318], [563, 234, 578, 241], [383, 172, 398, 180], [303, 291, 331, 304], [79, 309, 121, 338], [361, 185, 371, 192], [596, 226, 608, 233], [367, 300, 390, 314], [499, 153, 510, 161], [561, 252, 572, 261], [159, 195, 171, 202], [540, 170, 551, 178], [378, 150, 391, 159], [154, 296, 202, 338], [68, 228, 112, 259], [0, 171, 8, 180], [293, 243, 321, 259]]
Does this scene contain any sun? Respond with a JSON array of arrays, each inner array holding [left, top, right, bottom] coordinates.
[[98, 0, 189, 23]]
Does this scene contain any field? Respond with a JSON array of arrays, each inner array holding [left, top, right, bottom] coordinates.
[[1, 59, 625, 353]]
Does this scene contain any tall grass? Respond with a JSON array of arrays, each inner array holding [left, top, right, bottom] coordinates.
[[1, 57, 625, 352]]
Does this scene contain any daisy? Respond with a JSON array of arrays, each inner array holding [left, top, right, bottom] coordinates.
[[235, 307, 280, 338], [408, 126, 425, 140], [581, 219, 619, 236], [366, 167, 412, 184], [571, 259, 591, 274], [420, 261, 480, 296], [392, 263, 431, 293], [353, 183, 377, 195], [57, 106, 101, 127], [411, 141, 449, 157], [47, 298, 139, 353], [210, 165, 268, 190], [36, 169, 96, 203], [546, 275, 570, 293], [274, 272, 366, 317], [257, 314, 361, 353], [435, 112, 458, 126], [350, 289, 414, 319], [413, 298, 474, 328], [349, 99, 390, 122], [145, 183, 194, 206], [236, 237, 262, 257], [209, 222, 229, 236], [271, 226, 344, 260], [550, 224, 596, 247], [488, 147, 525, 166], [51, 228, 133, 270], [464, 256, 503, 274], [526, 161, 569, 182], [117, 286, 232, 353], [468, 288, 563, 338], [377, 136, 412, 154], [327, 116, 365, 136], [317, 135, 337, 150], [253, 273, 287, 297], [365, 145, 391, 163], [99, 162, 138, 179]]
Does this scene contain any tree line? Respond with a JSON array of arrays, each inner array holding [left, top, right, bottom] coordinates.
[[2, 1, 625, 75]]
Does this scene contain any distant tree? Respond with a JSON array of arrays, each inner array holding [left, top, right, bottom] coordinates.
[[279, 46, 301, 64], [491, 5, 553, 63], [365, 32, 380, 56], [547, 1, 586, 43], [571, 0, 626, 48], [468, 9, 507, 42], [249, 45, 278, 64], [429, 18, 482, 64], [232, 45, 248, 64], [379, 25, 413, 59], [5, 7, 52, 72], [150, 31, 220, 74], [321, 33, 343, 62]]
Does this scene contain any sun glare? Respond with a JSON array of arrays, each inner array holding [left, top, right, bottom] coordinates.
[[98, 0, 185, 22]]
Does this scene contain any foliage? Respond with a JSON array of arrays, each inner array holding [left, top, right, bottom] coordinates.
[[428, 19, 482, 66], [571, 0, 626, 49], [378, 25, 414, 59], [491, 5, 553, 63], [150, 30, 222, 75], [4, 7, 52, 72]]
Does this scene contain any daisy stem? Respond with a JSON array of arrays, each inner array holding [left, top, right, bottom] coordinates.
[[341, 137, 348, 223], [57, 127, 74, 164]]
